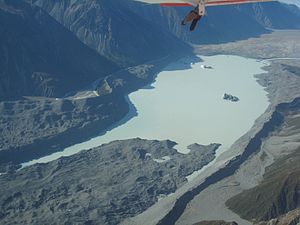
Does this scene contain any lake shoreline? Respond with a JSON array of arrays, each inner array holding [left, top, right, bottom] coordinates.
[[21, 54, 269, 168], [0, 52, 189, 171]]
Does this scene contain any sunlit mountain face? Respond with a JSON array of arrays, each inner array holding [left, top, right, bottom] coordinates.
[[281, 0, 300, 8]]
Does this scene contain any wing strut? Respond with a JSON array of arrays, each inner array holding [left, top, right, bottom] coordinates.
[[181, 0, 205, 31]]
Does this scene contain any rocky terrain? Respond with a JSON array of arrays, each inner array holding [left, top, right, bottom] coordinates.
[[0, 139, 220, 225], [254, 208, 300, 225], [226, 147, 300, 222], [0, 0, 191, 167], [223, 94, 239, 102], [193, 221, 238, 225], [0, 95, 127, 165], [196, 30, 300, 59], [224, 107, 300, 224]]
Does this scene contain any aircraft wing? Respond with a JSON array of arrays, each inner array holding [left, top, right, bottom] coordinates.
[[133, 0, 197, 6], [205, 0, 275, 7], [133, 0, 275, 6]]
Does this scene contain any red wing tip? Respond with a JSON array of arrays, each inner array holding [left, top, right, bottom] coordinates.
[[160, 3, 192, 6]]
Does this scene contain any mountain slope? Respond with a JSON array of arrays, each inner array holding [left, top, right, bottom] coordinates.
[[237, 1, 300, 29], [226, 108, 300, 222], [128, 1, 300, 44], [282, 0, 300, 8], [0, 0, 118, 100], [30, 0, 190, 67], [30, 0, 300, 63], [226, 148, 300, 222], [123, 2, 270, 44]]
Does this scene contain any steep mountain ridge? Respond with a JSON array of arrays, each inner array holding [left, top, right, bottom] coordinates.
[[237, 2, 300, 29], [29, 0, 190, 67], [284, 0, 300, 8], [0, 0, 118, 100]]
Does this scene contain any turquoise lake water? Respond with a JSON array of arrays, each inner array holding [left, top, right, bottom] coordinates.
[[23, 55, 269, 167]]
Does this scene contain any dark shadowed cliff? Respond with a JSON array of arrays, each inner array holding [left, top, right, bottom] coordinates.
[[30, 0, 190, 67], [0, 0, 118, 100]]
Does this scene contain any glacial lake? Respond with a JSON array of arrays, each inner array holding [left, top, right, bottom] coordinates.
[[23, 55, 269, 167]]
